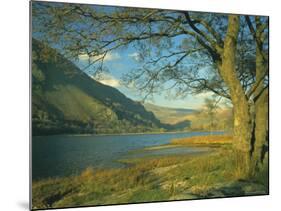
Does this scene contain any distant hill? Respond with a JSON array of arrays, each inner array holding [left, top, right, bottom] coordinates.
[[187, 108, 233, 132], [32, 39, 165, 135], [143, 103, 196, 125]]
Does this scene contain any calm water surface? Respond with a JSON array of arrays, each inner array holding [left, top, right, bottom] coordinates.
[[32, 131, 223, 180]]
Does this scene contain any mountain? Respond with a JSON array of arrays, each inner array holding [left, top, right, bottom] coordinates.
[[143, 103, 196, 125], [187, 108, 233, 131], [32, 39, 164, 135]]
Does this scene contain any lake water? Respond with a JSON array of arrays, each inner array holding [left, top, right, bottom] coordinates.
[[32, 131, 223, 180]]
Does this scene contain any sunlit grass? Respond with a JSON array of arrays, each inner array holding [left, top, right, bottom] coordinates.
[[171, 134, 233, 146]]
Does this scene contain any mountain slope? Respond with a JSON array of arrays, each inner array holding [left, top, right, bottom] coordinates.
[[32, 39, 163, 135], [143, 103, 195, 125]]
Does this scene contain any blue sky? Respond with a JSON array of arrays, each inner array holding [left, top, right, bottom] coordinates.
[[75, 45, 211, 110], [32, 1, 267, 110], [32, 1, 214, 110]]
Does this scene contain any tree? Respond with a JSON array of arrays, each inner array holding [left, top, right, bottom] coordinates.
[[32, 2, 269, 177], [204, 97, 220, 133]]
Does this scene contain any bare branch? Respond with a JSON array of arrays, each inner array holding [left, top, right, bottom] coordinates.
[[183, 12, 223, 55]]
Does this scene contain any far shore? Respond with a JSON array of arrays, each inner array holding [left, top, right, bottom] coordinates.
[[33, 130, 227, 138]]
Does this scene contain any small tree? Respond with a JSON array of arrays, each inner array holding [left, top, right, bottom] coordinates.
[[203, 97, 220, 134]]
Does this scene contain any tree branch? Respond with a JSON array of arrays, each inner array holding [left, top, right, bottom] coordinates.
[[183, 12, 223, 55], [246, 69, 268, 99]]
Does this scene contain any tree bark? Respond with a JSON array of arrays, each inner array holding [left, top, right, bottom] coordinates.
[[251, 88, 268, 175], [249, 21, 269, 175], [219, 15, 253, 177]]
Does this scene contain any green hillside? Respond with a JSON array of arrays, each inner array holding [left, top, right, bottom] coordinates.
[[32, 39, 164, 135]]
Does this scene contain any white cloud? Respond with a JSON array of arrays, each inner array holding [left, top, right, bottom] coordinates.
[[93, 72, 121, 88], [99, 78, 120, 87], [128, 52, 141, 62], [78, 52, 120, 62], [196, 91, 213, 99]]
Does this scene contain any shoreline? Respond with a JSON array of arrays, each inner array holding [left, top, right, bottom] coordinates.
[[32, 130, 226, 138]]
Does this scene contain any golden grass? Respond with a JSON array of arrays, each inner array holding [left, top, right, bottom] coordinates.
[[171, 135, 233, 145]]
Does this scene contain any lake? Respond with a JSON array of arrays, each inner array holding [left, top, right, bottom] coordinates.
[[32, 131, 223, 180]]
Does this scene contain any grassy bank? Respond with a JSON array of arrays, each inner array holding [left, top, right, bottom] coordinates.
[[32, 135, 268, 209], [171, 135, 233, 145]]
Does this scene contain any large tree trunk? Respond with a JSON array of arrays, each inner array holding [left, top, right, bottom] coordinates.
[[218, 15, 268, 178], [219, 15, 253, 177], [250, 88, 268, 176], [249, 24, 269, 176], [248, 18, 269, 177]]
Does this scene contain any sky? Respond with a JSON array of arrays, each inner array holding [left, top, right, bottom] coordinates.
[[32, 1, 217, 110], [32, 1, 268, 110], [75, 46, 212, 110]]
